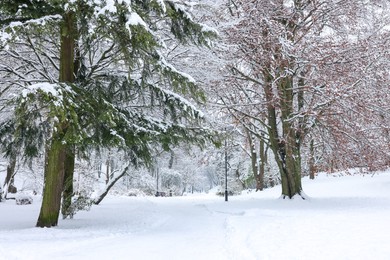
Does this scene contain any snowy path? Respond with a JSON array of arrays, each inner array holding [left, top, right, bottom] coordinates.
[[2, 172, 390, 259]]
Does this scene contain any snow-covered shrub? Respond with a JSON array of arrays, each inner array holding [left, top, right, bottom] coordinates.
[[16, 195, 33, 205], [63, 194, 92, 219]]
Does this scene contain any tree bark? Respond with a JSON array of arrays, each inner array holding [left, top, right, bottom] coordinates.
[[247, 130, 265, 191], [279, 75, 303, 198], [309, 139, 315, 179], [59, 12, 75, 83], [247, 130, 259, 190], [261, 3, 304, 198], [36, 11, 76, 227], [93, 164, 130, 205], [105, 158, 110, 184], [258, 136, 266, 191], [36, 138, 66, 227], [264, 72, 303, 199], [61, 148, 75, 219], [3, 154, 17, 199]]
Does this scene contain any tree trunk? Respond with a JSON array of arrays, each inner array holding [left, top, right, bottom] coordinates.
[[279, 75, 303, 199], [264, 72, 303, 199], [61, 148, 75, 219], [105, 158, 110, 184], [3, 154, 17, 199], [309, 139, 315, 179], [36, 11, 76, 227], [247, 130, 260, 191], [247, 129, 265, 191], [36, 138, 66, 227], [168, 151, 174, 169], [258, 136, 266, 191], [59, 13, 75, 83], [93, 164, 130, 205]]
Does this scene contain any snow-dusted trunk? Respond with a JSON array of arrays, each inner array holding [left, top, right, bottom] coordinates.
[[93, 164, 130, 205], [265, 73, 303, 199], [280, 75, 303, 198], [258, 135, 267, 191], [309, 139, 315, 180], [247, 130, 265, 191], [247, 131, 259, 190], [36, 12, 76, 227], [265, 2, 304, 199]]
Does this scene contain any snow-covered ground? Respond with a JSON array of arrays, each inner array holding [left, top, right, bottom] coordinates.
[[1, 171, 390, 260]]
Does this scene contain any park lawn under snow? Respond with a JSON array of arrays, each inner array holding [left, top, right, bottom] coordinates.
[[2, 171, 390, 260]]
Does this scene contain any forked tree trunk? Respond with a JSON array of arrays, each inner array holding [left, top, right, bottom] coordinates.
[[279, 76, 303, 199], [280, 128, 303, 198], [264, 72, 303, 199], [258, 1, 305, 199]]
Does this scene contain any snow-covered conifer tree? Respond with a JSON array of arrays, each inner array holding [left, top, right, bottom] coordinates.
[[0, 0, 217, 227]]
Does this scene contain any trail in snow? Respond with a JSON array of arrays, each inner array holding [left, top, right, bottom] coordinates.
[[1, 172, 390, 259]]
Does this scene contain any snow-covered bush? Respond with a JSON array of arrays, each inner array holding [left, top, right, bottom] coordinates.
[[15, 195, 33, 205]]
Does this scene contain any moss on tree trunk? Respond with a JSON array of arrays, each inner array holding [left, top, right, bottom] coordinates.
[[36, 11, 76, 227], [36, 138, 66, 227]]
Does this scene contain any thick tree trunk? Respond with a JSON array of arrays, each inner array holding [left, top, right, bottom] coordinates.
[[59, 13, 75, 83], [279, 76, 303, 198], [36, 138, 66, 227], [281, 130, 303, 198], [36, 11, 76, 227], [264, 72, 303, 199], [272, 131, 303, 199]]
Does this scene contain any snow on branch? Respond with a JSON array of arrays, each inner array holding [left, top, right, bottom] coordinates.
[[22, 83, 61, 99], [155, 86, 205, 119], [157, 51, 196, 83], [167, 0, 219, 35], [1, 15, 62, 48], [126, 12, 147, 27], [0, 31, 11, 49], [154, 0, 167, 13], [21, 83, 74, 103], [125, 12, 149, 37], [94, 0, 121, 15], [8, 15, 62, 28]]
